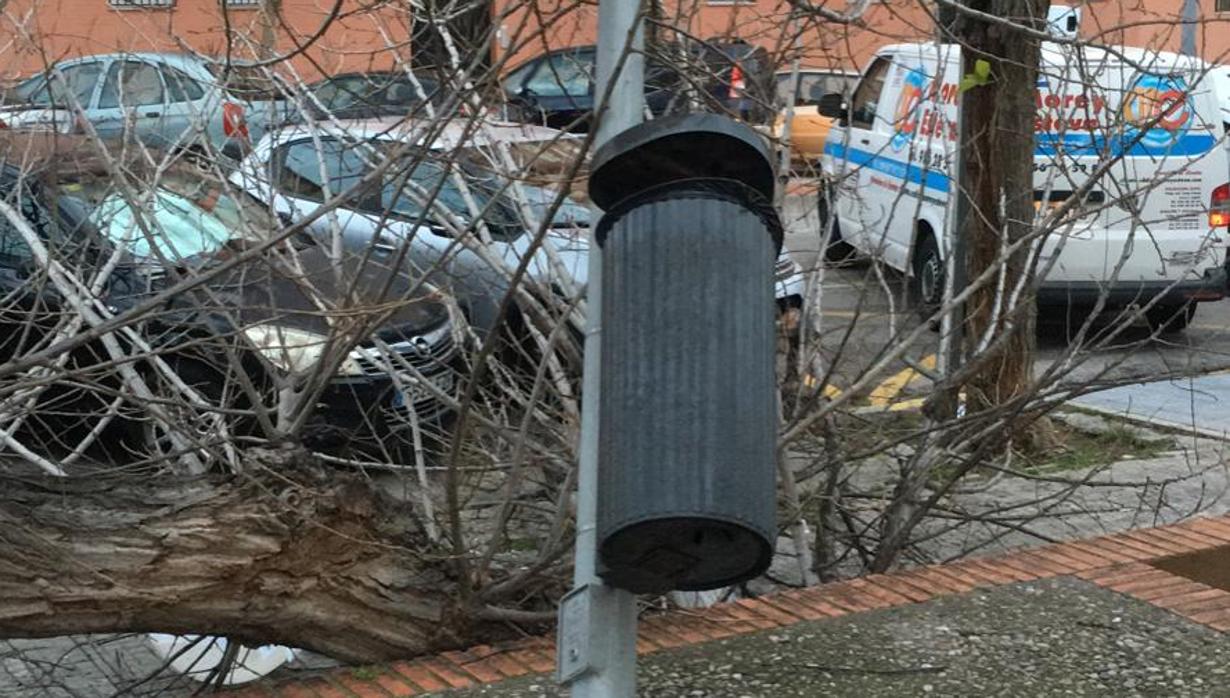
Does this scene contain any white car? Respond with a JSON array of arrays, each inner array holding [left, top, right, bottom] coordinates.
[[231, 117, 806, 336]]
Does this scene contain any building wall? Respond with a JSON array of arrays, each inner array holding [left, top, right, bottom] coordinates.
[[0, 0, 411, 80], [5, 0, 1230, 83], [491, 0, 932, 72]]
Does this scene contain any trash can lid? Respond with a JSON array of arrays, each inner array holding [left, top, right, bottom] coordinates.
[[588, 113, 776, 211]]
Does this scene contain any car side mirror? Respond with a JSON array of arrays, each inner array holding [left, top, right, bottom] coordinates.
[[817, 92, 846, 118]]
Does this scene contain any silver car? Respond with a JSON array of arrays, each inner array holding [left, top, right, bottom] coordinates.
[[1, 52, 288, 156], [232, 117, 805, 338]]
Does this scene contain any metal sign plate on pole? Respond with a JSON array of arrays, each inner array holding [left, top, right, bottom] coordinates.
[[556, 584, 594, 683]]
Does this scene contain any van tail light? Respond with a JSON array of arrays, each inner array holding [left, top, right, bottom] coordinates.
[[222, 101, 250, 140], [1211, 183, 1230, 227], [0, 118, 7, 129], [728, 65, 745, 100]]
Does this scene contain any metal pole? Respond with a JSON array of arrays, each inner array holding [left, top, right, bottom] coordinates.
[[1181, 0, 1198, 57], [559, 0, 644, 695]]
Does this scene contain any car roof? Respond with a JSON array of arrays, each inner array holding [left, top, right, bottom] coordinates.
[[257, 116, 577, 153], [774, 68, 859, 77], [52, 52, 264, 77], [877, 41, 1209, 72], [0, 132, 220, 187]]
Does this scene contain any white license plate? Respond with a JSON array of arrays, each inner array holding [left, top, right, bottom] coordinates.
[[392, 371, 454, 408]]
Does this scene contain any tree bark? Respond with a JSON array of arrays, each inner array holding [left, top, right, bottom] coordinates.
[[0, 448, 510, 663], [957, 0, 1050, 436]]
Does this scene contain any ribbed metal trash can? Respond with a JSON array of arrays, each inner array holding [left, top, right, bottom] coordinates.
[[590, 114, 782, 594]]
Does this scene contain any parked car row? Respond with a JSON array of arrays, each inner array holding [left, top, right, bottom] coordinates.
[[501, 39, 776, 132], [0, 44, 813, 465]]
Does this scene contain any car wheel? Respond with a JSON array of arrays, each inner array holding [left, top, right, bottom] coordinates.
[[1146, 302, 1196, 334], [911, 231, 944, 319], [818, 186, 854, 265]]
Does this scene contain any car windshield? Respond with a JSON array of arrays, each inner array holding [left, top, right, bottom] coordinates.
[[207, 63, 284, 101], [76, 172, 278, 260], [282, 138, 523, 239], [89, 190, 230, 261], [311, 73, 439, 112]]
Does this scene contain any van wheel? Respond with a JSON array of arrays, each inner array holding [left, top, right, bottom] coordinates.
[[818, 187, 854, 264], [911, 232, 944, 318], [1146, 303, 1196, 334]]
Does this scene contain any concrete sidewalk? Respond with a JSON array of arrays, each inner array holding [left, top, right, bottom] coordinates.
[[1072, 373, 1230, 439], [435, 577, 1230, 697]]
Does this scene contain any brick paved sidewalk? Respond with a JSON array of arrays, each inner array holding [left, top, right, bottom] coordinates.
[[225, 514, 1230, 697]]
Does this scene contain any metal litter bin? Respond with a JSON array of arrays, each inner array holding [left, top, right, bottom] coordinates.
[[590, 114, 782, 593]]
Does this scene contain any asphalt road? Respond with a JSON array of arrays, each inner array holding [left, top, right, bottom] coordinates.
[[780, 183, 1230, 412]]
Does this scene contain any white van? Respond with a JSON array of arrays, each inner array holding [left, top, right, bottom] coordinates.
[[819, 42, 1230, 331]]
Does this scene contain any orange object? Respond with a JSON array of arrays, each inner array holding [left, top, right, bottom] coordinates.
[[1210, 182, 1230, 227], [776, 105, 836, 163], [221, 101, 249, 140], [729, 64, 745, 100], [774, 69, 855, 165]]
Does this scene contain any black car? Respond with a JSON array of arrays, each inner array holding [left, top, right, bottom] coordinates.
[[501, 39, 774, 132], [293, 71, 442, 122], [0, 153, 457, 467]]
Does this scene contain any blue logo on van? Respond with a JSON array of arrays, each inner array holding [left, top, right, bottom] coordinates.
[[890, 67, 929, 152], [1121, 73, 1193, 150]]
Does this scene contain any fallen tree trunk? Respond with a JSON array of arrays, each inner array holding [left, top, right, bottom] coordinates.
[[0, 447, 506, 663]]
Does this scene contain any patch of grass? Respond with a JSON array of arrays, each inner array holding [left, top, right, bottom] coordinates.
[[351, 666, 382, 680], [1027, 423, 1174, 473], [508, 537, 539, 552]]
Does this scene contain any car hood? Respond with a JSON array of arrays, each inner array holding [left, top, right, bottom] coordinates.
[[516, 184, 591, 229], [500, 227, 590, 292], [202, 246, 449, 338]]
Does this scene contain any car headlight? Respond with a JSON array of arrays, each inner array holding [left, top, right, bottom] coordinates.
[[242, 324, 364, 376]]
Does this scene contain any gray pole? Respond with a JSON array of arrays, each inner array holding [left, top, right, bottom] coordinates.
[[1182, 0, 1198, 57], [559, 0, 644, 695]]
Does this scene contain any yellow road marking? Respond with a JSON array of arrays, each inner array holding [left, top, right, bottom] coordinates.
[[869, 354, 937, 407], [802, 373, 843, 398], [802, 353, 938, 410]]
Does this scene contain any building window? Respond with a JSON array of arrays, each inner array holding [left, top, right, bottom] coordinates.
[[223, 0, 262, 6], [108, 0, 174, 7], [1218, 0, 1230, 12]]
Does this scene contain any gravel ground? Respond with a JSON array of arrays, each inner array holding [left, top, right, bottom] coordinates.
[[0, 636, 182, 697], [431, 576, 1230, 697]]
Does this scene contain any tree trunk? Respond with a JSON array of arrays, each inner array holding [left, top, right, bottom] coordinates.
[[259, 0, 280, 61], [957, 0, 1048, 424], [0, 448, 510, 663]]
